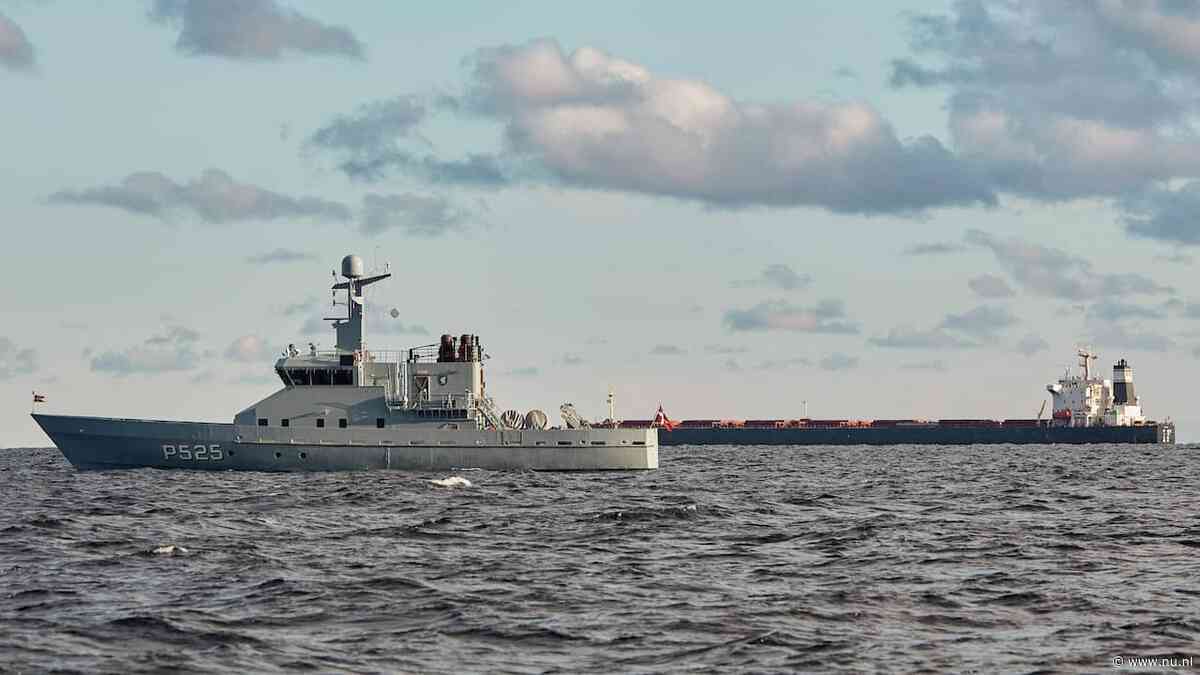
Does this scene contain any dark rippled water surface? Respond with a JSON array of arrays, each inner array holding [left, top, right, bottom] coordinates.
[[2, 445, 1199, 673]]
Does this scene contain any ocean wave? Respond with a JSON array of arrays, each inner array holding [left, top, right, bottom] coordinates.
[[3, 445, 1199, 673]]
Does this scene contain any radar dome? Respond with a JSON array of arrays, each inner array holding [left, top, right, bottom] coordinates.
[[341, 255, 364, 279], [389, 308, 400, 318], [524, 409, 548, 430]]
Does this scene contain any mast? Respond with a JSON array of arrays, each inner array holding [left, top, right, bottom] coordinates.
[[327, 254, 391, 352], [1077, 347, 1096, 381]]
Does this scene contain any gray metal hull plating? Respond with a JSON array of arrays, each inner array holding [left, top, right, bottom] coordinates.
[[31, 414, 658, 472]]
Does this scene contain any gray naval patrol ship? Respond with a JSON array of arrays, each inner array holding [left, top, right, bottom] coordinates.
[[32, 255, 658, 472]]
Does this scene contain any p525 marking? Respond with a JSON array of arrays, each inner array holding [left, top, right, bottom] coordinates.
[[162, 444, 223, 461]]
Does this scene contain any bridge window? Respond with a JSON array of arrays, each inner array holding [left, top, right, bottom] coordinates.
[[316, 418, 325, 428], [376, 418, 385, 429], [312, 369, 332, 386], [281, 419, 289, 428], [339, 418, 348, 429], [333, 369, 353, 386], [257, 418, 267, 427], [415, 409, 469, 420], [288, 369, 311, 386], [276, 368, 291, 386]]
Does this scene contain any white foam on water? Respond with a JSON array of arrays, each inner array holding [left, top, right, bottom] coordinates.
[[153, 544, 189, 555], [429, 476, 472, 488]]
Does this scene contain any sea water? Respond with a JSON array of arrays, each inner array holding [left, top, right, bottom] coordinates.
[[1, 445, 1196, 672]]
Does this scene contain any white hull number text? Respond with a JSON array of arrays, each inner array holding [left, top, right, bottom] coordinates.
[[162, 444, 223, 461]]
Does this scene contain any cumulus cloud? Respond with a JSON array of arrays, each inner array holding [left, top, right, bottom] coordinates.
[[1090, 1, 1200, 73], [730, 264, 812, 291], [868, 326, 977, 350], [246, 248, 317, 264], [1015, 333, 1049, 357], [225, 335, 275, 362], [307, 96, 425, 154], [91, 325, 201, 375], [723, 299, 859, 333], [872, 304, 1015, 349], [940, 305, 1018, 339], [892, 1, 1200, 202], [965, 229, 1172, 300], [968, 274, 1015, 298], [819, 352, 859, 371], [903, 242, 965, 256], [360, 193, 473, 237], [148, 0, 364, 61], [339, 151, 510, 186], [0, 11, 35, 71], [315, 39, 994, 212], [1121, 182, 1200, 246], [649, 344, 686, 356], [0, 337, 37, 379], [304, 96, 512, 185], [48, 169, 352, 224], [470, 39, 996, 211]]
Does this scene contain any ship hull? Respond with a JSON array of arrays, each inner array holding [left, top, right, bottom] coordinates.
[[657, 423, 1174, 445], [32, 414, 658, 471]]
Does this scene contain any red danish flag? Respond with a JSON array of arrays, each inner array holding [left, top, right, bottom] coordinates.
[[652, 404, 678, 431]]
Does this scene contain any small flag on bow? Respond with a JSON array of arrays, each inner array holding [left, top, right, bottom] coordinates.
[[32, 392, 46, 404], [652, 403, 678, 431]]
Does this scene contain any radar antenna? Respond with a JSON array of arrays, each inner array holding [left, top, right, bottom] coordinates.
[[324, 254, 391, 352]]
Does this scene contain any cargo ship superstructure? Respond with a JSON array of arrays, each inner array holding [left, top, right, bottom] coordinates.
[[619, 349, 1174, 445], [32, 254, 658, 471]]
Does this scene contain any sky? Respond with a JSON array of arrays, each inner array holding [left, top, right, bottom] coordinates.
[[4, 0, 1200, 446]]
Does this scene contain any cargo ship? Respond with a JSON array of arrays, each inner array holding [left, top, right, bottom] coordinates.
[[610, 350, 1175, 445]]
